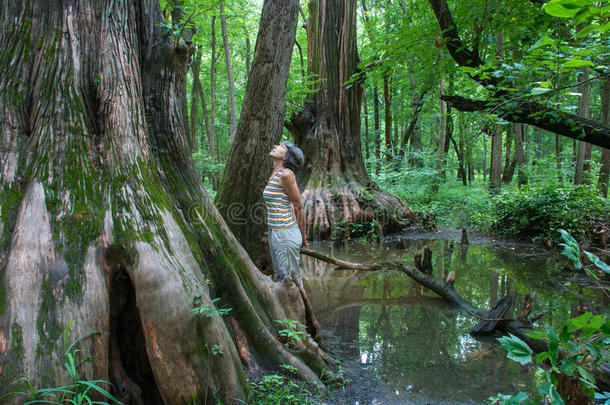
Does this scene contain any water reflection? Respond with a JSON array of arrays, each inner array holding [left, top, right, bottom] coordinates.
[[301, 235, 607, 403]]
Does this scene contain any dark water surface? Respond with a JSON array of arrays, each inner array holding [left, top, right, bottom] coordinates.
[[301, 230, 609, 404]]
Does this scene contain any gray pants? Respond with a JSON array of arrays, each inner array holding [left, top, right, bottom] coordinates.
[[268, 223, 302, 285]]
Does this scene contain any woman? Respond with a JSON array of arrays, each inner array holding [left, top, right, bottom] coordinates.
[[263, 141, 307, 284]]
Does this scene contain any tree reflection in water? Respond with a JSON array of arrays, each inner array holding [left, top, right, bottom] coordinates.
[[301, 237, 604, 403]]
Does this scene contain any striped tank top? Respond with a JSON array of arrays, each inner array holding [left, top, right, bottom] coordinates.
[[262, 169, 297, 229]]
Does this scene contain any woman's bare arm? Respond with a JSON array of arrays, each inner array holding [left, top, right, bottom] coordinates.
[[280, 170, 308, 246]]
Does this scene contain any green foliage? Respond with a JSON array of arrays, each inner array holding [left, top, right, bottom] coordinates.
[[192, 293, 232, 317], [493, 244, 609, 404], [490, 183, 609, 244], [332, 218, 382, 242], [2, 321, 120, 405], [239, 374, 313, 405], [497, 334, 533, 365], [274, 319, 306, 346], [559, 229, 610, 279], [494, 312, 610, 404]]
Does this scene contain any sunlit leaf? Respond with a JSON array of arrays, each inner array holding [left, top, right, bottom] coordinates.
[[498, 334, 533, 365], [562, 59, 594, 67]]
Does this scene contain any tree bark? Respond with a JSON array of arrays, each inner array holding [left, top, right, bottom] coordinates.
[[220, 3, 237, 145], [490, 128, 503, 194], [0, 1, 331, 402], [514, 123, 527, 186], [374, 85, 381, 174], [598, 78, 610, 197], [432, 58, 447, 194], [216, 0, 300, 262], [363, 87, 370, 161], [383, 74, 393, 162], [287, 0, 412, 240], [574, 69, 592, 185]]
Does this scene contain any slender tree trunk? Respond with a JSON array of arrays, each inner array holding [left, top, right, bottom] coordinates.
[[220, 3, 237, 144], [288, 0, 411, 240], [514, 123, 527, 186], [556, 134, 563, 183], [598, 78, 610, 197], [483, 134, 487, 182], [408, 67, 424, 168], [245, 26, 251, 77], [374, 85, 381, 174], [574, 69, 591, 184], [210, 16, 218, 165], [397, 87, 427, 166], [489, 31, 503, 193], [192, 48, 217, 188], [383, 74, 393, 162], [432, 55, 447, 194], [190, 51, 202, 152], [0, 1, 331, 403], [363, 87, 370, 161], [501, 132, 513, 183]]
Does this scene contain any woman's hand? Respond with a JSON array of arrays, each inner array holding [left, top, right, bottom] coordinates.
[[301, 235, 308, 247]]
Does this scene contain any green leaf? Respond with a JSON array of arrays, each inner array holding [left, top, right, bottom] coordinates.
[[562, 59, 594, 68], [535, 351, 551, 363], [498, 334, 533, 365], [531, 87, 551, 95], [529, 35, 556, 51], [544, 2, 585, 18], [583, 250, 610, 273], [548, 327, 559, 365]]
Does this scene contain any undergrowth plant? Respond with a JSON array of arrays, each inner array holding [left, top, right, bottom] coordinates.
[[274, 319, 306, 347], [1, 321, 121, 405], [491, 230, 610, 405]]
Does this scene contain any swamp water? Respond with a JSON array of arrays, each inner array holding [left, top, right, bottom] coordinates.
[[301, 230, 609, 404]]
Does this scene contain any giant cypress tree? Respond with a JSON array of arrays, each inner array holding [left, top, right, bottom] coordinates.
[[288, 0, 412, 240], [0, 1, 330, 403]]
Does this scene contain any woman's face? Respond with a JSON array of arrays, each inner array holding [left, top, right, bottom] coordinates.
[[269, 144, 288, 160]]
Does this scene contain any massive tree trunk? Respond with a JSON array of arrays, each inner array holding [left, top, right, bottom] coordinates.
[[0, 1, 331, 403], [287, 0, 412, 240], [216, 0, 300, 260]]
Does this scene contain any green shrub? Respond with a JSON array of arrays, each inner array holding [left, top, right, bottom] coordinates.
[[491, 183, 609, 245]]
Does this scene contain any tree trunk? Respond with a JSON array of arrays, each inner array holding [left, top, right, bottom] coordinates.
[[490, 129, 503, 193], [408, 67, 424, 168], [363, 87, 370, 161], [216, 0, 300, 261], [0, 2, 331, 402], [192, 48, 217, 187], [556, 134, 563, 183], [244, 26, 251, 77], [501, 131, 513, 183], [374, 85, 381, 174], [210, 16, 218, 167], [288, 0, 411, 240], [383, 73, 393, 162], [514, 123, 527, 186], [220, 3, 237, 145], [599, 78, 610, 197], [574, 69, 591, 185], [432, 59, 447, 194]]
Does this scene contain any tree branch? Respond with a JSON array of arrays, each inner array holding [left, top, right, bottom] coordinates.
[[428, 0, 610, 148], [442, 95, 610, 149]]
